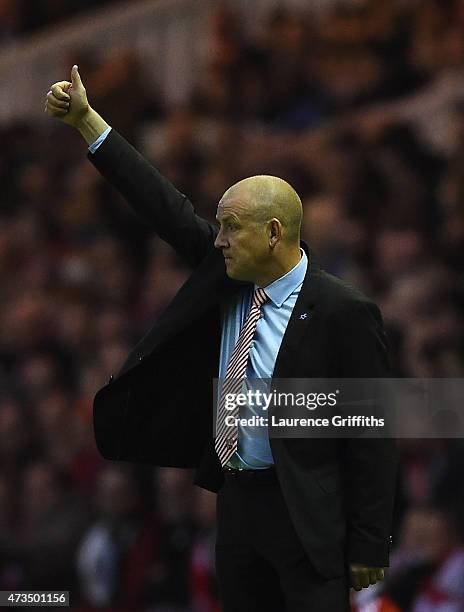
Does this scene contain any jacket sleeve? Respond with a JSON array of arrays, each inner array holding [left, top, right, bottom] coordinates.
[[87, 128, 217, 267], [336, 299, 399, 568]]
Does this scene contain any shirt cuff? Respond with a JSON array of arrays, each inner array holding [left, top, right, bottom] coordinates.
[[88, 127, 112, 154]]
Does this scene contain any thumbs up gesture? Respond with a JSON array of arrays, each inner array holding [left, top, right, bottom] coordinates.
[[45, 65, 90, 127]]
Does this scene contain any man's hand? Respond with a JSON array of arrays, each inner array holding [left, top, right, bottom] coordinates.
[[44, 65, 89, 127], [349, 564, 385, 591], [44, 66, 110, 144]]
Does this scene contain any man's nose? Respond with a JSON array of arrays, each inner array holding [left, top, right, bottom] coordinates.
[[214, 230, 227, 249]]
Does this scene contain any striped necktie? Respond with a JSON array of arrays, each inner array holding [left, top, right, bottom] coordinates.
[[215, 287, 268, 466]]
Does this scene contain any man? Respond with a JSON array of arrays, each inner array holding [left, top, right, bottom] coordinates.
[[45, 66, 398, 611]]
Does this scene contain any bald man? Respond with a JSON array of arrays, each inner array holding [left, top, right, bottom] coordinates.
[[45, 68, 398, 612]]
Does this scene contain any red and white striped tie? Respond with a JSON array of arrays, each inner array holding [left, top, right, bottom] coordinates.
[[215, 287, 268, 466]]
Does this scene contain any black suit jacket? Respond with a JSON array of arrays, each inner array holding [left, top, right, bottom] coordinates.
[[90, 129, 398, 579]]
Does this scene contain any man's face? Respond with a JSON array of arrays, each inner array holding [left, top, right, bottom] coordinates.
[[214, 197, 269, 282]]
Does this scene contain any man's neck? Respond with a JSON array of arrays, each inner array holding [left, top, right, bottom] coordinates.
[[255, 247, 302, 288]]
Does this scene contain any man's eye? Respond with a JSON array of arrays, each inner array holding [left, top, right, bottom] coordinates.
[[217, 221, 237, 231]]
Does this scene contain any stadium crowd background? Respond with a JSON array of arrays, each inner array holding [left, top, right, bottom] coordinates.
[[1, 0, 464, 610]]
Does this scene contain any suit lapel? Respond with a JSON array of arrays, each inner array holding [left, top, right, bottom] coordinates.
[[272, 244, 322, 378]]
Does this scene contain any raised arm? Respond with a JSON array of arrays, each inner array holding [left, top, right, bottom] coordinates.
[[44, 65, 216, 267]]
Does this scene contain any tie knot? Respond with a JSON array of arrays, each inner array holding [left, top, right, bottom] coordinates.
[[253, 287, 268, 308]]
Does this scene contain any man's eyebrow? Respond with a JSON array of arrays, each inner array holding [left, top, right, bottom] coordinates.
[[216, 213, 240, 224]]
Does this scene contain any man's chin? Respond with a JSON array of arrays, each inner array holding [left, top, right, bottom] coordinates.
[[224, 262, 242, 281], [225, 268, 238, 279], [225, 269, 250, 283]]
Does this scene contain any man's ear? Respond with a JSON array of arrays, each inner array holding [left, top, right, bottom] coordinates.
[[269, 219, 281, 248]]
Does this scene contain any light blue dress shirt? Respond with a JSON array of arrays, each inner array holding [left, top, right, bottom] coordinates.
[[219, 250, 308, 468], [88, 127, 112, 154], [88, 132, 308, 469]]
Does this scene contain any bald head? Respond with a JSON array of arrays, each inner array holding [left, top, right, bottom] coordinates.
[[221, 175, 302, 244], [215, 175, 303, 286]]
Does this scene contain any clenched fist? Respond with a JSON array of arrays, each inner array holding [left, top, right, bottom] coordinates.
[[350, 563, 385, 591], [44, 65, 89, 127]]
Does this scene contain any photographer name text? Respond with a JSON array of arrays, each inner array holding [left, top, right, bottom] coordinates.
[[224, 415, 385, 428]]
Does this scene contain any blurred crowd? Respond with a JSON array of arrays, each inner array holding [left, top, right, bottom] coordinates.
[[1, 0, 464, 610], [0, 0, 114, 42]]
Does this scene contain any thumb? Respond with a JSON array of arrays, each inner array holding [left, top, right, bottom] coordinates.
[[71, 64, 83, 89]]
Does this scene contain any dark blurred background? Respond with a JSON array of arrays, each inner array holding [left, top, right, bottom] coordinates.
[[1, 1, 464, 610]]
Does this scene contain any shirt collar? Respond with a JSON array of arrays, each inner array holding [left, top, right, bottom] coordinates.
[[256, 248, 308, 308]]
